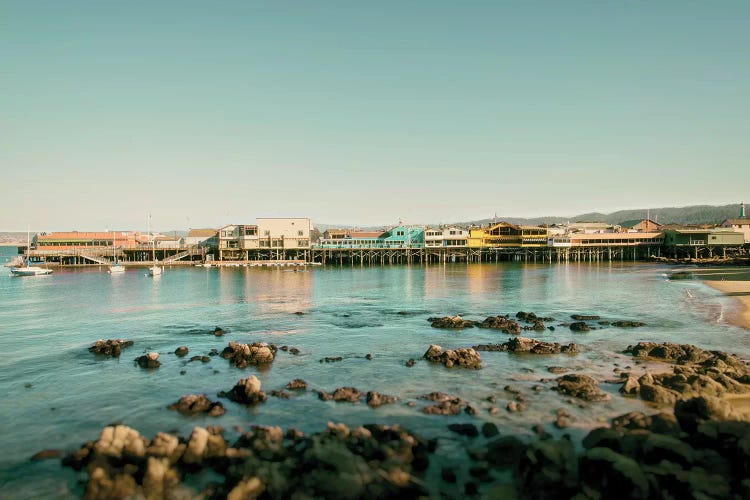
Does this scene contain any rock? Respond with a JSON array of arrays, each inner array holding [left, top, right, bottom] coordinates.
[[506, 401, 528, 412], [365, 353, 373, 360], [639, 384, 679, 405], [448, 423, 479, 437], [89, 339, 134, 357], [441, 467, 457, 483], [366, 391, 398, 407], [168, 394, 226, 417], [289, 347, 300, 355], [270, 390, 291, 399], [571, 314, 600, 321], [31, 449, 62, 461], [473, 338, 579, 355], [406, 358, 416, 367], [285, 379, 307, 390], [553, 374, 611, 402], [174, 346, 189, 357], [420, 392, 468, 415], [569, 322, 590, 332], [189, 355, 210, 363], [620, 374, 640, 395], [481, 423, 499, 438], [429, 315, 476, 329], [674, 396, 749, 433], [612, 320, 646, 328], [218, 376, 267, 405], [486, 436, 525, 468], [135, 352, 160, 369], [227, 477, 265, 500], [516, 437, 578, 498], [331, 387, 364, 402], [320, 356, 343, 363], [548, 366, 569, 374], [478, 315, 522, 334], [423, 345, 482, 369], [221, 341, 277, 368], [213, 327, 225, 336], [579, 447, 649, 498]]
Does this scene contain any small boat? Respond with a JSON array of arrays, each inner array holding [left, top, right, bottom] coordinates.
[[146, 214, 162, 277], [108, 230, 126, 274], [11, 229, 53, 277]]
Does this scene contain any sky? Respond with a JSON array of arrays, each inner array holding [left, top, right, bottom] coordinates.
[[1, 0, 748, 231]]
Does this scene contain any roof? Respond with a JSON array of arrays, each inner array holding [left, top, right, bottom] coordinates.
[[38, 231, 136, 240], [567, 232, 663, 240], [667, 228, 742, 234], [349, 231, 383, 238], [187, 228, 218, 237], [620, 219, 662, 229]]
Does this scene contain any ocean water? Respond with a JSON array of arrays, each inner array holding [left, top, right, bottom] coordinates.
[[0, 245, 747, 497]]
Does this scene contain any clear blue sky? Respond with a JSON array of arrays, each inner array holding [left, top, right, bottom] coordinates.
[[2, 0, 748, 230]]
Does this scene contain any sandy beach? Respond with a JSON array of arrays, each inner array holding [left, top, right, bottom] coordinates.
[[705, 279, 750, 330]]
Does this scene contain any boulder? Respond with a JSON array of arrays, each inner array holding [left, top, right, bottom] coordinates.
[[447, 423, 478, 437], [569, 322, 590, 332], [221, 342, 277, 368], [478, 316, 522, 334], [135, 352, 161, 369], [168, 394, 226, 417], [429, 316, 476, 329], [174, 346, 189, 357], [286, 379, 307, 390], [366, 391, 398, 407], [423, 345, 482, 369], [218, 376, 267, 405], [553, 374, 611, 402], [89, 339, 134, 357]]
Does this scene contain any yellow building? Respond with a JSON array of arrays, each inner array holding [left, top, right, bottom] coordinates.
[[468, 222, 548, 248]]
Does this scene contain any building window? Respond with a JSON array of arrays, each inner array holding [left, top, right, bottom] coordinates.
[[298, 230, 303, 236], [272, 239, 282, 247], [298, 239, 309, 246], [259, 240, 270, 247], [264, 230, 270, 236], [245, 227, 256, 236]]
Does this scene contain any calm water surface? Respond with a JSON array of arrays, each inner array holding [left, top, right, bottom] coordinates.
[[0, 246, 748, 497]]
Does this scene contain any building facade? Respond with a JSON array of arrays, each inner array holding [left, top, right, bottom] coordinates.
[[424, 227, 468, 247]]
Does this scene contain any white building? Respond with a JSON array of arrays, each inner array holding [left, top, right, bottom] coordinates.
[[424, 227, 468, 247], [218, 224, 259, 260], [257, 218, 311, 249]]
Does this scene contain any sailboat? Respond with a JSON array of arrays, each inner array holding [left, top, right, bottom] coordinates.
[[108, 230, 126, 274], [147, 215, 162, 276], [11, 229, 52, 276]]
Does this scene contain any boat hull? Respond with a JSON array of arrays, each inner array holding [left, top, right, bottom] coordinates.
[[11, 267, 53, 276]]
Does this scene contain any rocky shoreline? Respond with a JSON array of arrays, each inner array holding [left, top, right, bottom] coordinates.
[[45, 318, 750, 498]]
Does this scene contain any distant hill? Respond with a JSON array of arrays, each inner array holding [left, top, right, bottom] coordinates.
[[314, 204, 745, 230], [447, 204, 744, 227]]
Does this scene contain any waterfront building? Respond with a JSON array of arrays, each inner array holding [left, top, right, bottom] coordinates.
[[318, 230, 385, 248], [35, 231, 139, 249], [468, 222, 548, 248], [184, 229, 218, 247], [381, 225, 425, 248], [424, 227, 468, 247], [567, 222, 621, 234], [549, 232, 664, 247], [218, 224, 259, 260], [720, 203, 750, 242], [663, 228, 745, 258], [154, 236, 184, 249], [257, 218, 312, 249], [620, 219, 662, 233]]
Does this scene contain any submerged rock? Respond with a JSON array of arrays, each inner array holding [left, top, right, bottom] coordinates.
[[218, 376, 267, 405], [213, 327, 225, 336], [569, 322, 590, 332], [317, 387, 364, 403], [423, 345, 482, 369], [428, 316, 476, 329], [89, 339, 134, 357], [420, 392, 473, 415], [366, 391, 398, 407], [473, 337, 578, 355], [612, 320, 646, 328], [168, 394, 226, 417], [477, 316, 522, 334], [571, 314, 600, 321], [320, 356, 343, 363], [285, 379, 307, 390], [174, 346, 189, 357], [221, 341, 277, 368]]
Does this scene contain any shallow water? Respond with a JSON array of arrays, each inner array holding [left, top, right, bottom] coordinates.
[[0, 245, 748, 497]]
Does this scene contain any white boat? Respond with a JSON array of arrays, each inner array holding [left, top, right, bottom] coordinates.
[[147, 214, 162, 277], [108, 230, 126, 274], [11, 229, 53, 277]]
